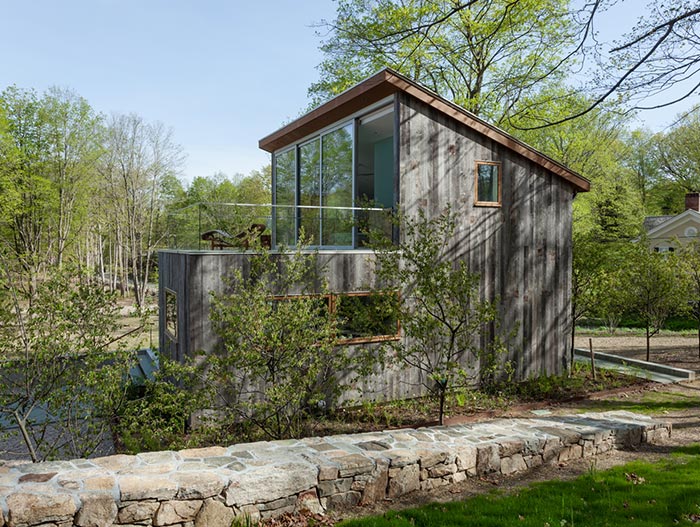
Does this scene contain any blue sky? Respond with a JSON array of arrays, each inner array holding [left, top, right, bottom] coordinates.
[[1, 0, 336, 181], [1, 1, 696, 183]]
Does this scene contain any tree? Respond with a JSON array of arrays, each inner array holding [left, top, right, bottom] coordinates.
[[0, 264, 135, 461], [623, 241, 684, 361], [680, 240, 700, 357], [621, 129, 663, 212], [208, 243, 374, 440], [314, 1, 700, 127], [312, 0, 575, 125], [372, 209, 507, 425], [657, 107, 700, 191], [99, 114, 184, 308], [40, 87, 103, 268]]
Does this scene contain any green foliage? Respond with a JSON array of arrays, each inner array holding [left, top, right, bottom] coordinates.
[[658, 106, 700, 192], [116, 353, 206, 453], [623, 241, 685, 361], [311, 0, 574, 125], [372, 208, 509, 425], [0, 265, 135, 461], [208, 243, 380, 440], [678, 240, 700, 357]]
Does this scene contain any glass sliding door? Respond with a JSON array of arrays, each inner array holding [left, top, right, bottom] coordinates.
[[298, 138, 321, 244], [273, 148, 296, 246], [321, 123, 353, 247]]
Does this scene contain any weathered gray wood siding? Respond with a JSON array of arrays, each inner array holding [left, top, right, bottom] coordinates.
[[158, 250, 419, 403], [398, 93, 574, 378], [159, 93, 576, 405]]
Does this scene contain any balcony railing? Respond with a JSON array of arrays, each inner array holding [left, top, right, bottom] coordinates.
[[165, 203, 393, 251]]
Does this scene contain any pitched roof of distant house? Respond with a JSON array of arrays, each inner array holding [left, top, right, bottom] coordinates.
[[259, 68, 590, 193], [643, 209, 700, 240], [643, 215, 674, 233]]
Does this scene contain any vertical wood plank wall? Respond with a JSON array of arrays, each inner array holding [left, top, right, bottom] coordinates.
[[159, 91, 576, 404], [398, 93, 574, 378]]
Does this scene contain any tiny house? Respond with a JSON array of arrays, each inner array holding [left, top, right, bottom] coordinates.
[[159, 68, 589, 401]]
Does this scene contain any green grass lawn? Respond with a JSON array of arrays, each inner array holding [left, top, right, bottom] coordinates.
[[338, 446, 700, 527]]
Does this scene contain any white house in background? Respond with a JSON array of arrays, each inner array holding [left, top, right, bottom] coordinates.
[[643, 192, 700, 252]]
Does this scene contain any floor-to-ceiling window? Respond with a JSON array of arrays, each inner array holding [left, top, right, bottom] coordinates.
[[273, 148, 296, 246], [272, 105, 394, 248], [321, 123, 353, 246]]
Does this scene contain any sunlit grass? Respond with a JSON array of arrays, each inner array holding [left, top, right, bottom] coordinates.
[[339, 447, 700, 526]]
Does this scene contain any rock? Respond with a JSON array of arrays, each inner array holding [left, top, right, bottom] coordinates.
[[173, 472, 225, 500], [297, 489, 324, 515], [324, 491, 361, 510], [194, 499, 235, 527], [360, 461, 389, 505], [91, 454, 135, 471], [1, 506, 4, 527], [498, 439, 524, 457], [83, 476, 116, 493], [75, 494, 117, 527], [118, 475, 178, 501], [317, 478, 352, 497], [6, 493, 77, 526], [500, 454, 527, 475], [455, 445, 477, 472], [224, 463, 317, 507], [178, 446, 228, 459], [387, 463, 420, 498], [558, 444, 583, 463], [336, 454, 375, 478], [428, 463, 457, 478], [476, 444, 501, 474], [317, 465, 339, 481], [418, 450, 447, 469], [118, 501, 160, 523], [154, 500, 203, 526], [18, 472, 57, 483]]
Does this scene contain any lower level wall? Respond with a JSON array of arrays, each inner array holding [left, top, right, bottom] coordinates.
[[0, 411, 670, 527]]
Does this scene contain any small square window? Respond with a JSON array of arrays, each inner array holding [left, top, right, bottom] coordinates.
[[475, 162, 501, 206]]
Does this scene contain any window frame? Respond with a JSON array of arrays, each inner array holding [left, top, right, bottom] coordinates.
[[269, 291, 401, 346], [270, 98, 396, 249], [164, 288, 178, 340], [332, 291, 401, 345], [474, 161, 502, 207]]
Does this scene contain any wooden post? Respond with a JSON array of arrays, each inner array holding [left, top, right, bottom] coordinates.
[[589, 337, 596, 380]]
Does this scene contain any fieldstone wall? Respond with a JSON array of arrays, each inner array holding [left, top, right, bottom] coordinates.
[[0, 411, 670, 527]]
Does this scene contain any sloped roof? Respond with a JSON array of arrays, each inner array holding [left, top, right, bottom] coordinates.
[[643, 215, 674, 233], [644, 209, 700, 239], [259, 68, 590, 193]]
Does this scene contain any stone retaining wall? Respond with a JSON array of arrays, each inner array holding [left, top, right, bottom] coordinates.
[[0, 411, 671, 527]]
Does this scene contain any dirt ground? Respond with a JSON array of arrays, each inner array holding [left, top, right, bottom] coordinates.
[[575, 334, 700, 372], [301, 335, 700, 526]]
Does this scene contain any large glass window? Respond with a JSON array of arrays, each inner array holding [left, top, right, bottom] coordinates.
[[271, 106, 395, 248], [322, 124, 353, 246], [274, 148, 296, 246], [299, 139, 321, 244]]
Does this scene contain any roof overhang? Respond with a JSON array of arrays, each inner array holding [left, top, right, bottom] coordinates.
[[259, 68, 590, 193]]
